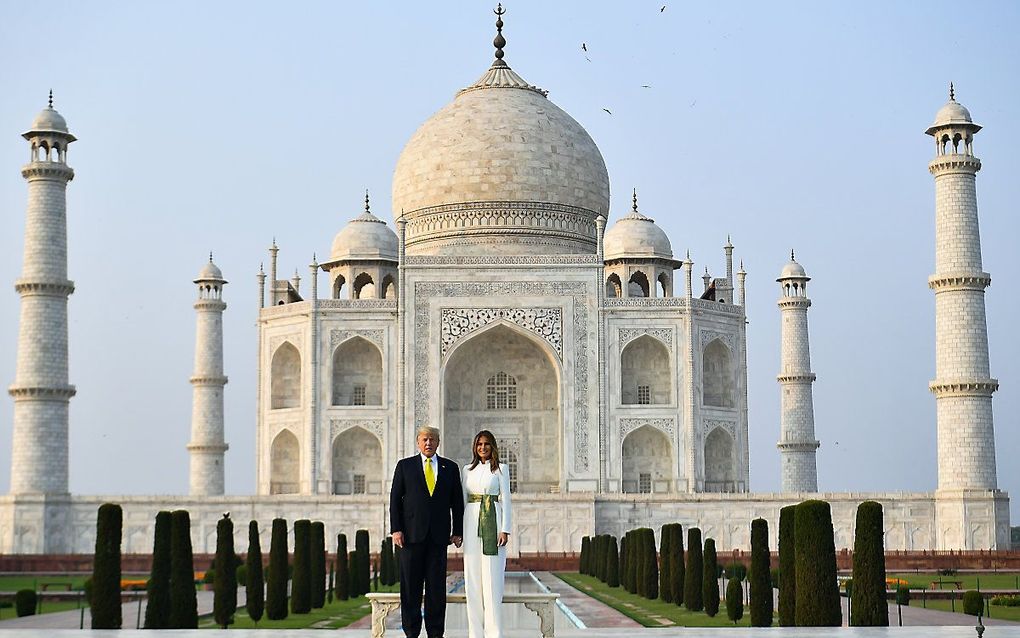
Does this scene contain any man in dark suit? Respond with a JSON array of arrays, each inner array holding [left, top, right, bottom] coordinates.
[[390, 425, 464, 638]]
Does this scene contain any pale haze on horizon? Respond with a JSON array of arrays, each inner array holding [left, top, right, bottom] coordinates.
[[1, 2, 1017, 518]]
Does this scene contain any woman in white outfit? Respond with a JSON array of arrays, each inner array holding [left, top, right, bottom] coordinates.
[[462, 430, 512, 638]]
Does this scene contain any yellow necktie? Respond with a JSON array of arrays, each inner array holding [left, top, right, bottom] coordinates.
[[425, 457, 436, 496]]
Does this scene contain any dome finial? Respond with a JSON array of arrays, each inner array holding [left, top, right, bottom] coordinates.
[[365, 189, 371, 214], [949, 82, 955, 101], [48, 89, 53, 109], [632, 188, 638, 213], [492, 4, 507, 65], [209, 251, 214, 263], [790, 249, 796, 261]]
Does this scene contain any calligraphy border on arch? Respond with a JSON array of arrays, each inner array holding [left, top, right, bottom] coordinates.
[[414, 281, 591, 472]]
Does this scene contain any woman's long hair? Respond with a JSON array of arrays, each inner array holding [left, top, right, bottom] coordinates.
[[468, 430, 500, 473]]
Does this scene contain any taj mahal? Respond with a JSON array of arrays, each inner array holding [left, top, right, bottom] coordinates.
[[0, 10, 1010, 555]]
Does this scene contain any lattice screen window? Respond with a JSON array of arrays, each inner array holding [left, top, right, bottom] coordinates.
[[352, 384, 367, 406], [639, 472, 652, 493], [637, 385, 651, 405], [486, 372, 518, 410], [353, 474, 366, 494]]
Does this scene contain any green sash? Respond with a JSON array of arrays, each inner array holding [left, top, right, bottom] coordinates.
[[467, 493, 500, 556]]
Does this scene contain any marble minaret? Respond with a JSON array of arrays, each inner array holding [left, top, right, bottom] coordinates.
[[926, 86, 998, 492], [776, 252, 819, 492], [187, 255, 229, 495], [9, 95, 77, 496]]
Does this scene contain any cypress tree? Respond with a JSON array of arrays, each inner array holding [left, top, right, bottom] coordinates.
[[292, 519, 312, 613], [659, 526, 673, 602], [703, 537, 720, 617], [850, 501, 888, 626], [311, 522, 326, 609], [749, 518, 773, 626], [726, 577, 744, 624], [213, 514, 237, 628], [794, 500, 841, 626], [639, 529, 658, 599], [266, 518, 289, 620], [599, 535, 610, 583], [246, 520, 265, 624], [144, 511, 172, 629], [336, 534, 350, 601], [580, 536, 590, 575], [91, 503, 122, 629], [169, 510, 198, 628], [778, 505, 796, 626], [669, 523, 685, 607], [683, 527, 703, 611], [355, 530, 371, 596], [606, 535, 620, 587], [635, 530, 647, 597], [618, 534, 628, 590], [592, 535, 602, 581]]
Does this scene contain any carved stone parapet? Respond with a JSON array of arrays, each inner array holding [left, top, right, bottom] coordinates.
[[929, 379, 998, 397], [14, 279, 75, 296], [21, 163, 74, 181], [316, 299, 398, 311], [777, 297, 811, 309], [8, 384, 77, 399], [189, 375, 228, 386], [186, 442, 229, 453], [405, 254, 600, 266], [928, 273, 991, 291], [524, 600, 556, 638], [929, 155, 981, 175], [776, 373, 816, 383], [193, 299, 227, 311], [777, 440, 820, 452]]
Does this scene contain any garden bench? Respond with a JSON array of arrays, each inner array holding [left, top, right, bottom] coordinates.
[[366, 592, 559, 638], [930, 580, 963, 590]]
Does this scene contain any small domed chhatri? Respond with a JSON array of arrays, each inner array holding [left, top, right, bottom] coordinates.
[[26, 92, 72, 136], [330, 191, 399, 262], [778, 250, 808, 280], [196, 253, 225, 282], [392, 5, 610, 256], [603, 190, 674, 261], [926, 83, 981, 136]]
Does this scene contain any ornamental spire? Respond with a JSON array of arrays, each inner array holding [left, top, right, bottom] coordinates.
[[365, 189, 371, 214], [493, 4, 507, 66], [949, 82, 955, 101], [48, 89, 53, 109], [632, 188, 638, 213]]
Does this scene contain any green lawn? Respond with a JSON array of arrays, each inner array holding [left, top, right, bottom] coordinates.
[[902, 597, 1020, 623], [888, 572, 1020, 591], [555, 573, 753, 627], [205, 584, 399, 630]]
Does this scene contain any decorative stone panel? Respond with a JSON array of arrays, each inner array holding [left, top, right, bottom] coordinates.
[[441, 308, 562, 359], [415, 281, 591, 471], [618, 327, 673, 354], [620, 417, 676, 440], [700, 330, 735, 352], [330, 329, 384, 351], [704, 419, 736, 435], [329, 419, 385, 443]]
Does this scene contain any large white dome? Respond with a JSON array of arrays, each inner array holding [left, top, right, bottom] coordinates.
[[391, 58, 610, 256]]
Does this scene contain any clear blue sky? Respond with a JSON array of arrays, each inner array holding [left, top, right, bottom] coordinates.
[[1, 1, 1017, 517]]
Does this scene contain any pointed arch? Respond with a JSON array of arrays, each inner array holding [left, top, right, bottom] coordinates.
[[621, 335, 671, 405], [704, 427, 735, 492], [442, 322, 561, 493], [331, 336, 383, 406], [331, 426, 383, 494], [657, 272, 670, 297], [270, 429, 300, 494], [606, 273, 622, 298], [333, 274, 346, 299], [702, 338, 734, 408], [628, 270, 649, 297], [353, 272, 375, 299], [382, 274, 396, 299], [622, 425, 672, 493], [271, 342, 301, 409]]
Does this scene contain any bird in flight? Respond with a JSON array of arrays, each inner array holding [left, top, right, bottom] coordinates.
[[602, 108, 612, 115], [581, 42, 587, 52], [660, 5, 667, 12], [641, 84, 652, 88]]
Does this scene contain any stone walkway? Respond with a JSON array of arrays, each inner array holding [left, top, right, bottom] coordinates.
[[531, 572, 640, 628]]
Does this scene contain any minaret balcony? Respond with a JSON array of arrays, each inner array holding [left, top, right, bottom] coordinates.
[[929, 379, 998, 397], [927, 273, 991, 291], [928, 155, 981, 175], [21, 163, 74, 180]]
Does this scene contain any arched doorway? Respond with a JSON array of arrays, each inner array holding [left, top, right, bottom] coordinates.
[[331, 337, 383, 406], [271, 342, 301, 409], [621, 335, 671, 404], [270, 429, 299, 494], [622, 425, 672, 493], [443, 324, 560, 493], [704, 427, 735, 492], [331, 427, 383, 494]]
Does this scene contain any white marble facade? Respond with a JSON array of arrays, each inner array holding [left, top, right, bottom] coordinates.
[[2, 19, 1010, 554]]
